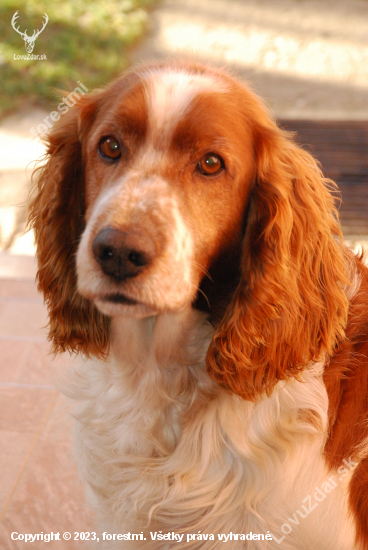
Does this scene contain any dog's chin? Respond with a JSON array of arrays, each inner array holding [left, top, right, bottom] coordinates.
[[94, 293, 160, 318]]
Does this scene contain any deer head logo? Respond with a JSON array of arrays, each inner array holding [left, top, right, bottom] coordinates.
[[11, 11, 49, 53]]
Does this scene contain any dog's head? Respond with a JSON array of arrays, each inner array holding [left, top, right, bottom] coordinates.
[[29, 60, 350, 399]]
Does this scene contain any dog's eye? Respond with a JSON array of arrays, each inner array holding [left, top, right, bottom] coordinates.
[[197, 153, 224, 176], [99, 136, 122, 161]]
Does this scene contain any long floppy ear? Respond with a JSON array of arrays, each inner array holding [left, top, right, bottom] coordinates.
[[207, 120, 351, 400], [28, 96, 110, 357]]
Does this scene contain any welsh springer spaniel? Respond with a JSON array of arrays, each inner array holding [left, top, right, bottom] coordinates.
[[29, 60, 368, 549]]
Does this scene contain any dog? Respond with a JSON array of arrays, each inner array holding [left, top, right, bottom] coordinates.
[[28, 60, 368, 548]]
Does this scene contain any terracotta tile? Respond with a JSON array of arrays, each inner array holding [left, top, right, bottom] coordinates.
[[0, 430, 34, 512], [0, 280, 40, 300], [0, 524, 16, 550], [16, 341, 52, 386], [0, 395, 96, 549], [0, 387, 57, 432], [17, 341, 55, 387], [0, 299, 48, 340], [0, 340, 31, 383], [19, 343, 78, 388], [0, 254, 38, 281]]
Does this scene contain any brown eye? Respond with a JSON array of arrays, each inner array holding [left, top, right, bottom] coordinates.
[[197, 153, 224, 176], [99, 136, 122, 160]]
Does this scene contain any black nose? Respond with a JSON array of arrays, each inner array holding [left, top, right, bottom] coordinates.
[[92, 227, 155, 282]]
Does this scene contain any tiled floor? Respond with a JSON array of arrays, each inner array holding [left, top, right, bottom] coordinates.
[[0, 255, 96, 549]]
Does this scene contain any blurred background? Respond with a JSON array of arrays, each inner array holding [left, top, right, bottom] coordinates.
[[0, 0, 367, 548]]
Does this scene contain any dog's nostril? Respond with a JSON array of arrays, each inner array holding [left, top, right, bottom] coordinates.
[[128, 251, 146, 267], [92, 227, 155, 282], [100, 246, 114, 260]]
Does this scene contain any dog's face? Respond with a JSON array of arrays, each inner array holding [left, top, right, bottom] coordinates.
[[30, 59, 349, 399], [76, 67, 255, 318]]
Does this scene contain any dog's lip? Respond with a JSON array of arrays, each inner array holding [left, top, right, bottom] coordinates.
[[96, 293, 161, 318], [101, 293, 139, 306]]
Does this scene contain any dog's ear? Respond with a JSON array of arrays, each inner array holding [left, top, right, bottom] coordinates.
[[207, 121, 351, 400], [28, 94, 110, 357]]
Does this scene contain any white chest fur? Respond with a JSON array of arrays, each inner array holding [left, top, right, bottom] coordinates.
[[69, 309, 356, 549]]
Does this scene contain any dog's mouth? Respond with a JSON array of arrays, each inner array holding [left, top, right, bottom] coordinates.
[[94, 291, 159, 318], [102, 293, 138, 306]]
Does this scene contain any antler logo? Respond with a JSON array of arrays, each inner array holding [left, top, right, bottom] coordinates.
[[11, 11, 48, 53]]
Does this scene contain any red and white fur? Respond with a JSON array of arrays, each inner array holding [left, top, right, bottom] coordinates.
[[29, 60, 368, 548]]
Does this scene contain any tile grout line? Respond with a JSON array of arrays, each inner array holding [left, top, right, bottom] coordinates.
[[0, 298, 43, 304], [0, 382, 56, 389], [0, 335, 46, 343], [0, 393, 58, 523]]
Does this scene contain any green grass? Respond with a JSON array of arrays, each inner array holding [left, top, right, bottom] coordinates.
[[0, 0, 157, 118]]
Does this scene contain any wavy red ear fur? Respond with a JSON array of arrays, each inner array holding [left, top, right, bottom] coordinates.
[[28, 96, 110, 357], [207, 120, 351, 401]]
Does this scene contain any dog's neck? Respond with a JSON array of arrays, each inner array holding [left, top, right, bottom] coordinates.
[[109, 308, 217, 398], [107, 309, 218, 456], [111, 307, 209, 361]]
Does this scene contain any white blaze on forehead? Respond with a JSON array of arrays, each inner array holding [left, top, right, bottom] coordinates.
[[145, 70, 227, 146]]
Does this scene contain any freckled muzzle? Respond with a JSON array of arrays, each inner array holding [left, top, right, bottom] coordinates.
[[76, 174, 195, 315]]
